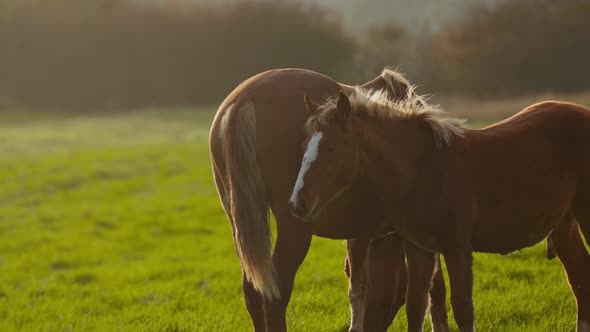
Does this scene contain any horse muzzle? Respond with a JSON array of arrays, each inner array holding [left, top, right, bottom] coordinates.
[[288, 197, 317, 223]]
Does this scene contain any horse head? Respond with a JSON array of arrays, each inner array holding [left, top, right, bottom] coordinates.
[[289, 91, 361, 223]]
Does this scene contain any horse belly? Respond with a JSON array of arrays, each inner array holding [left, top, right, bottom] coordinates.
[[472, 213, 562, 254], [472, 187, 574, 254]]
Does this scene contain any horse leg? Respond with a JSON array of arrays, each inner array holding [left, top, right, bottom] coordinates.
[[546, 235, 557, 260], [429, 255, 450, 332], [443, 246, 474, 332], [556, 214, 590, 331], [363, 233, 406, 332], [405, 242, 437, 332], [346, 238, 371, 332], [241, 278, 267, 331], [263, 212, 312, 332], [578, 214, 590, 252]]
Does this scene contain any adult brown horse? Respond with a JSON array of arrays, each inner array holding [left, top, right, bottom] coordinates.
[[291, 89, 590, 332], [209, 68, 449, 332]]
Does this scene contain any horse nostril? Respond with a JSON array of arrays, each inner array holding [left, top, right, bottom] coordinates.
[[289, 199, 308, 219]]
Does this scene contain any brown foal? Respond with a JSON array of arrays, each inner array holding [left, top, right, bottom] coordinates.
[[210, 68, 449, 332], [292, 89, 590, 331]]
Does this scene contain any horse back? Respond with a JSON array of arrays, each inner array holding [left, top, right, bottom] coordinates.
[[483, 101, 590, 133], [457, 101, 590, 252]]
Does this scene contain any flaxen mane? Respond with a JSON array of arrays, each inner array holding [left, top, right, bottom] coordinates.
[[306, 78, 466, 147]]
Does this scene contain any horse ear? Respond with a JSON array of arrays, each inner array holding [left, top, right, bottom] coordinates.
[[303, 94, 321, 113], [336, 91, 353, 130], [336, 91, 352, 117]]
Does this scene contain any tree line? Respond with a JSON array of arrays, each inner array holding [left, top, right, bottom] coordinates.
[[0, 0, 588, 110]]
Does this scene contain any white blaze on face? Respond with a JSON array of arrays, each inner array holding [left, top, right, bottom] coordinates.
[[290, 131, 324, 205]]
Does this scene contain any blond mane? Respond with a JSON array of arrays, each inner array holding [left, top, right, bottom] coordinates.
[[306, 84, 466, 147], [381, 67, 411, 91]]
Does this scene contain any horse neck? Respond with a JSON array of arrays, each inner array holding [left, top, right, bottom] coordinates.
[[354, 116, 445, 211]]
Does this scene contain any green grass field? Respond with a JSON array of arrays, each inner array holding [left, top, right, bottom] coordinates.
[[0, 109, 581, 331]]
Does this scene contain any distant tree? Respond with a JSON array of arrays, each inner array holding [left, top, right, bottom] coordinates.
[[352, 23, 426, 85], [359, 24, 409, 74], [429, 0, 590, 97], [0, 0, 355, 110]]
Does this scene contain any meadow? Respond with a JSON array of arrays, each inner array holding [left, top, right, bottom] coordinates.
[[0, 107, 582, 331]]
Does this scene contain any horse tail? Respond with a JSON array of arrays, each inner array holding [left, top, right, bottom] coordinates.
[[219, 101, 279, 300]]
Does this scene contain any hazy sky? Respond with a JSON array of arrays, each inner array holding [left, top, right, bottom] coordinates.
[[142, 0, 497, 34]]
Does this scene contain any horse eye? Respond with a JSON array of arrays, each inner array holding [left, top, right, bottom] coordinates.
[[325, 145, 336, 152]]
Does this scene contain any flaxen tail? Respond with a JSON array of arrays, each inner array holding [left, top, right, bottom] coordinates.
[[218, 101, 279, 300]]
